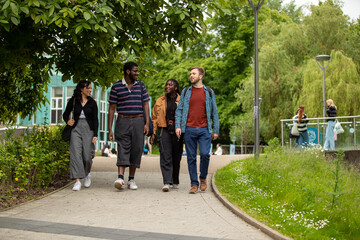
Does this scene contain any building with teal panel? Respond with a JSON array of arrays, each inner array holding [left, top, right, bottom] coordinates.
[[16, 73, 151, 151]]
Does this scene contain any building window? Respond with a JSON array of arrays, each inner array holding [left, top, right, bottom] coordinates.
[[66, 86, 76, 102], [51, 87, 63, 124]]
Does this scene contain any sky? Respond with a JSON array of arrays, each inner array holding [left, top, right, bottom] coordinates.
[[283, 0, 360, 20]]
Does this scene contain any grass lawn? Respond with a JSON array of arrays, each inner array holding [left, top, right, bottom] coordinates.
[[215, 145, 360, 240]]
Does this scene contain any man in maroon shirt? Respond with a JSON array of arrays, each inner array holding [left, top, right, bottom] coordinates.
[[175, 67, 219, 194]]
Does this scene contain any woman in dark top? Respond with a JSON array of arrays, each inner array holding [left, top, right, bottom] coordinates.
[[293, 105, 309, 148], [63, 80, 99, 191], [150, 79, 183, 192], [324, 99, 337, 150]]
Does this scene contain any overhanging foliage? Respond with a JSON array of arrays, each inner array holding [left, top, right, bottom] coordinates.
[[0, 0, 211, 123]]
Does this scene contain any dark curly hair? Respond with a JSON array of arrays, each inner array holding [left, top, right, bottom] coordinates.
[[73, 80, 92, 102]]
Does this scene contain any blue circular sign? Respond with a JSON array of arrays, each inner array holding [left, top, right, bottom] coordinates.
[[307, 127, 321, 144]]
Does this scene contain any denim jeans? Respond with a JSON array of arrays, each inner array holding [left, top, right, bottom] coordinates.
[[324, 120, 335, 150], [184, 127, 211, 186], [295, 131, 309, 148]]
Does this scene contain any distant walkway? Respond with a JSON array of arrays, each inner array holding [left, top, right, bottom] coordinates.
[[0, 155, 273, 240]]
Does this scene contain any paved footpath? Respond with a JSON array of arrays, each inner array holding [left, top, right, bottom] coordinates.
[[0, 155, 273, 240]]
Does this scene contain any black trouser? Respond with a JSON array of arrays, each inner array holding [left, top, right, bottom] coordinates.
[[158, 127, 183, 184]]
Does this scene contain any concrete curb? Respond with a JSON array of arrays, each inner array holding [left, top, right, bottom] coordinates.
[[211, 171, 292, 240]]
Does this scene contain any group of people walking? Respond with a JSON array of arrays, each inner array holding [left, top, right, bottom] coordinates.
[[292, 99, 337, 150], [63, 62, 219, 194]]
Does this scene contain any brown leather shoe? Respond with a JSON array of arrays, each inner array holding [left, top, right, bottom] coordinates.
[[189, 185, 198, 194], [200, 179, 207, 191]]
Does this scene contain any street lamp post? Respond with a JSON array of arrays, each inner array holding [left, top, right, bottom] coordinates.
[[248, 0, 265, 158], [315, 55, 331, 143]]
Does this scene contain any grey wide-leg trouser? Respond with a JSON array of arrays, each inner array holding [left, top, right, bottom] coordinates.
[[115, 116, 144, 168], [69, 119, 94, 179]]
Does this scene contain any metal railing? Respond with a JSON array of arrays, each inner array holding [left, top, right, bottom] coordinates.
[[221, 145, 266, 155], [280, 115, 360, 148]]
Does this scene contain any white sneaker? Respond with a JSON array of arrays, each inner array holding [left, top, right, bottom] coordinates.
[[72, 181, 81, 191], [114, 178, 125, 190], [127, 179, 138, 190], [171, 184, 179, 189], [84, 174, 91, 188], [162, 184, 170, 192]]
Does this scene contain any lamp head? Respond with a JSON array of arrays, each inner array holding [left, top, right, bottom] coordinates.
[[315, 55, 331, 62], [315, 55, 331, 69]]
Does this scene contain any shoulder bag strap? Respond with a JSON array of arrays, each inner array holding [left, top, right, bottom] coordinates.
[[70, 97, 76, 120]]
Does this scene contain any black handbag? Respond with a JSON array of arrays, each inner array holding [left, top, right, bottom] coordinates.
[[61, 125, 73, 141], [62, 98, 75, 141], [139, 81, 153, 137]]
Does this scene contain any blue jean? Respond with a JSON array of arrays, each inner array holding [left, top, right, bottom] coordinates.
[[324, 120, 335, 150], [295, 131, 309, 148], [184, 127, 211, 186]]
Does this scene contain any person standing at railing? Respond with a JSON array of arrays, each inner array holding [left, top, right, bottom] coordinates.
[[293, 105, 309, 148], [214, 143, 223, 155], [324, 99, 337, 150]]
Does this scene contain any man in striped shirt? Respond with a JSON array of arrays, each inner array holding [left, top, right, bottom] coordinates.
[[108, 61, 150, 190]]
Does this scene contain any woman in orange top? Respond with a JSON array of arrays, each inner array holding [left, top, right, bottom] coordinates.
[[150, 79, 183, 192]]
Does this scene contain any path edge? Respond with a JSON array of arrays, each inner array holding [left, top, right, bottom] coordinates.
[[0, 181, 73, 213]]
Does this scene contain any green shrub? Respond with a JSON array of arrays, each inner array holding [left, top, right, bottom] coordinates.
[[0, 125, 70, 193], [264, 137, 283, 153]]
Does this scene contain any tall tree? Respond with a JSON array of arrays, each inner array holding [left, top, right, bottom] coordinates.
[[145, 0, 254, 141], [266, 0, 303, 23], [344, 18, 360, 72], [234, 5, 297, 141], [303, 0, 349, 56], [0, 0, 211, 123], [298, 50, 360, 117], [236, 0, 360, 142], [198, 0, 254, 137]]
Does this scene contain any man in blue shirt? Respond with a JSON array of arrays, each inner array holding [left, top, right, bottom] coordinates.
[[108, 61, 150, 190], [175, 66, 219, 194]]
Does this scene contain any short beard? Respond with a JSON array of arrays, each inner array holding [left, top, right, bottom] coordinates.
[[191, 78, 200, 85], [129, 72, 136, 83]]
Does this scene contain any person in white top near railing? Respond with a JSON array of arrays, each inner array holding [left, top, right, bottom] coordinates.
[[324, 99, 337, 150], [293, 105, 309, 148], [214, 143, 223, 155]]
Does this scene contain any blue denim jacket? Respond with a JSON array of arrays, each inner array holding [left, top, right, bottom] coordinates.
[[175, 85, 219, 134]]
